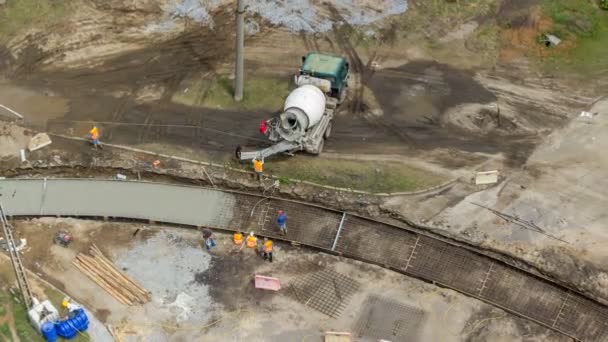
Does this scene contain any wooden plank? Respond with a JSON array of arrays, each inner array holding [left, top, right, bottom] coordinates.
[[72, 260, 131, 305], [74, 256, 134, 304], [91, 244, 151, 300], [91, 244, 149, 295], [77, 255, 141, 304]]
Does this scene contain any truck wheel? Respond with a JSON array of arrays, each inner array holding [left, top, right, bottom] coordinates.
[[312, 139, 324, 155], [338, 87, 347, 105], [235, 145, 242, 161], [324, 121, 332, 139]]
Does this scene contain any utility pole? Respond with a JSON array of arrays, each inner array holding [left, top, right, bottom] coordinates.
[[234, 0, 245, 102]]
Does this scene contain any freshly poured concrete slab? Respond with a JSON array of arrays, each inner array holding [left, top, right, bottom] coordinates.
[[0, 179, 236, 227]]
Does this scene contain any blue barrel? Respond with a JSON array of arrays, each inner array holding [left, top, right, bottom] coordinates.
[[56, 309, 89, 339], [41, 321, 57, 342], [70, 309, 89, 332]]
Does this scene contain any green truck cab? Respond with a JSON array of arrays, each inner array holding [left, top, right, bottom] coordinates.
[[298, 52, 349, 103]]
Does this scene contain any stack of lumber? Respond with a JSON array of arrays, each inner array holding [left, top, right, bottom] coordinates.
[[72, 244, 151, 306]]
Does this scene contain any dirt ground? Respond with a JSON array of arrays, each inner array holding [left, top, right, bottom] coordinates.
[[5, 218, 569, 341], [0, 0, 607, 339], [0, 0, 593, 171], [412, 97, 608, 304]]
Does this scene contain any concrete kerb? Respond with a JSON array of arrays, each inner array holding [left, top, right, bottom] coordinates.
[[47, 133, 461, 197]]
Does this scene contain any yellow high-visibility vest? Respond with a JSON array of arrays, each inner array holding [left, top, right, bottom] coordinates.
[[246, 236, 257, 248], [264, 240, 273, 253]]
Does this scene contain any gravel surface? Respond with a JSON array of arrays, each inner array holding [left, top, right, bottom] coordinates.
[[115, 229, 215, 334]]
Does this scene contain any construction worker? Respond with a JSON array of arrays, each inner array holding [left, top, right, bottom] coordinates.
[[233, 231, 243, 245], [263, 237, 273, 262], [246, 232, 257, 248], [61, 298, 81, 318], [277, 210, 287, 235], [259, 120, 268, 135], [253, 157, 264, 181], [202, 228, 216, 251], [89, 126, 101, 149]]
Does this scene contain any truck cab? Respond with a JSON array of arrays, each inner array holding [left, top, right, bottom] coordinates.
[[296, 52, 349, 103]]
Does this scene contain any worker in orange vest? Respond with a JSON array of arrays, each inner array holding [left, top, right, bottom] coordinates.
[[263, 238, 273, 262], [246, 232, 257, 248], [253, 157, 264, 181], [89, 126, 101, 149], [233, 231, 243, 245]]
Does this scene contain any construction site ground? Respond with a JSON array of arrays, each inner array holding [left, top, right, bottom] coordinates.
[[0, 0, 608, 341], [3, 218, 569, 341]]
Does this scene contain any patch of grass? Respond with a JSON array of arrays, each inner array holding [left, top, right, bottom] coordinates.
[[0, 0, 69, 40], [541, 0, 608, 75], [277, 175, 292, 185], [173, 73, 291, 111], [411, 0, 497, 25], [263, 157, 446, 193], [204, 75, 290, 111], [0, 285, 89, 342], [0, 322, 10, 339], [10, 293, 43, 342]]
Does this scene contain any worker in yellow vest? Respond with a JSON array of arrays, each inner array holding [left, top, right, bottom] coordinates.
[[89, 126, 101, 149], [253, 157, 264, 181], [263, 238, 273, 262], [246, 232, 257, 248], [233, 231, 243, 245]]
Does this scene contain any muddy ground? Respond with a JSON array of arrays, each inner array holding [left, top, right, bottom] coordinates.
[[4, 218, 569, 341], [0, 0, 607, 338], [0, 1, 593, 170]]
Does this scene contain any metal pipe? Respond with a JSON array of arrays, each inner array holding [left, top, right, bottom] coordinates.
[[0, 104, 24, 120], [331, 212, 347, 251], [234, 0, 245, 101]]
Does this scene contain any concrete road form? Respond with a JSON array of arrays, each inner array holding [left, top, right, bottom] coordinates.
[[0, 178, 607, 341]]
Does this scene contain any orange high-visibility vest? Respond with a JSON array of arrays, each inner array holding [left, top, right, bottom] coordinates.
[[264, 240, 273, 253], [234, 233, 243, 245], [253, 160, 263, 173], [246, 235, 257, 248]]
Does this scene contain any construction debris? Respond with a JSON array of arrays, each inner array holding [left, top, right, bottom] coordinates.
[[27, 133, 52, 152], [72, 244, 151, 306], [0, 237, 27, 252], [325, 331, 352, 342], [254, 274, 281, 291], [543, 34, 561, 47], [475, 170, 499, 185]]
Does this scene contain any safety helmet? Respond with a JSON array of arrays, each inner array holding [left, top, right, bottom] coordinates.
[[249, 232, 254, 236]]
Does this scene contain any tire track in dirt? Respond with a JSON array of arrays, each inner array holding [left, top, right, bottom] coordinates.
[[325, 4, 421, 147]]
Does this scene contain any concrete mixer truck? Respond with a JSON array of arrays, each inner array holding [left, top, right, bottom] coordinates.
[[236, 52, 349, 161]]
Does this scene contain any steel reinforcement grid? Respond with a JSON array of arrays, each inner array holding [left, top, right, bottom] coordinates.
[[0, 178, 607, 341]]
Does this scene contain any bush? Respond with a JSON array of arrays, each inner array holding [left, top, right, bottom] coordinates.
[[600, 0, 608, 10]]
